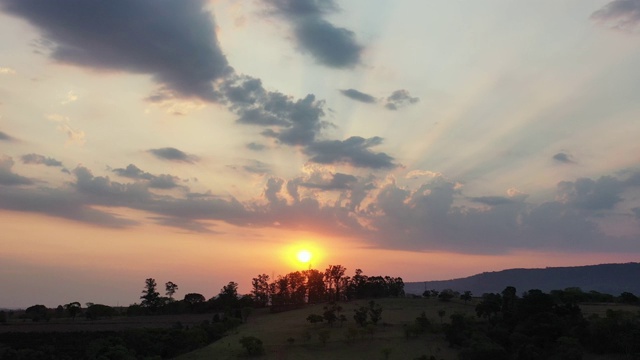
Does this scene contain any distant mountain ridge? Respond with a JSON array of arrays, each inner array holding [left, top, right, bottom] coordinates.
[[404, 262, 640, 296]]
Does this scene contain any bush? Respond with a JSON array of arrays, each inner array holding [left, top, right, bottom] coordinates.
[[239, 336, 264, 356]]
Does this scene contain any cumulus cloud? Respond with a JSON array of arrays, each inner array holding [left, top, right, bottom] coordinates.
[[0, 0, 230, 101], [112, 164, 181, 189], [21, 153, 63, 167], [591, 0, 640, 31], [304, 136, 397, 169], [340, 89, 377, 104], [406, 170, 442, 179], [61, 90, 78, 105], [385, 89, 419, 110], [0, 156, 33, 185], [469, 196, 518, 206], [300, 172, 358, 190], [223, 75, 329, 146], [553, 152, 575, 164], [262, 0, 362, 68], [557, 176, 624, 211], [148, 147, 197, 163], [241, 160, 271, 175]]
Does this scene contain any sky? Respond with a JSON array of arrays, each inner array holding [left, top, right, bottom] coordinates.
[[1, 0, 640, 309]]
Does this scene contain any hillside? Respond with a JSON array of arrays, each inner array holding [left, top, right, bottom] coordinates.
[[405, 262, 640, 296]]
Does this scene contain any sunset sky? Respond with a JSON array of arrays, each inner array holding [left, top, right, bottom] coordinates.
[[1, 0, 640, 309]]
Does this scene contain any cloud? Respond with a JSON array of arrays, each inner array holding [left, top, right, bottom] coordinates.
[[112, 164, 181, 189], [0, 67, 16, 74], [557, 176, 624, 211], [300, 172, 358, 190], [263, 0, 362, 68], [61, 90, 78, 105], [553, 152, 575, 164], [406, 170, 442, 179], [0, 0, 230, 101], [340, 89, 377, 104], [223, 75, 329, 146], [385, 89, 419, 110], [469, 196, 517, 206], [246, 142, 267, 151], [0, 156, 33, 185], [591, 0, 640, 31], [0, 131, 15, 142], [21, 153, 63, 167], [46, 114, 85, 145], [148, 147, 197, 163], [1, 159, 640, 252], [304, 136, 397, 169], [241, 160, 271, 175]]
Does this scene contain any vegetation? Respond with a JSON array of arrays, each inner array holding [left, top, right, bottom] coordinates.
[[2, 264, 640, 359]]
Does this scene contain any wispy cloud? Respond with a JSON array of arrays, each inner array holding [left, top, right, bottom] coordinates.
[[148, 147, 198, 163]]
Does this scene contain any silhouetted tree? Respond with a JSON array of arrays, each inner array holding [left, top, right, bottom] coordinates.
[[140, 278, 161, 311], [184, 293, 205, 305], [165, 281, 178, 300], [324, 265, 347, 301], [368, 300, 383, 325], [461, 291, 473, 304], [305, 269, 326, 303], [251, 274, 270, 307], [65, 302, 82, 320], [218, 281, 239, 308]]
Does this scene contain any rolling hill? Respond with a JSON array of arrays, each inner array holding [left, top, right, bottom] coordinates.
[[404, 262, 640, 296]]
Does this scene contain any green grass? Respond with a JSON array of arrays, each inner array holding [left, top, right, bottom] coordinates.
[[177, 298, 477, 360]]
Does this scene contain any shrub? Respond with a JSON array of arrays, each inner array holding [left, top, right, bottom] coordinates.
[[239, 336, 265, 356]]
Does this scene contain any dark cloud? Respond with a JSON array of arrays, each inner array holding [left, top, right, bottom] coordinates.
[[0, 131, 15, 141], [112, 164, 181, 189], [385, 89, 419, 110], [304, 136, 397, 169], [469, 196, 517, 206], [591, 0, 640, 31], [264, 0, 338, 17], [148, 147, 197, 163], [246, 142, 267, 151], [633, 207, 640, 219], [294, 19, 362, 68], [557, 176, 624, 211], [0, 156, 32, 186], [553, 152, 574, 164], [223, 75, 328, 146], [625, 171, 640, 186], [21, 153, 63, 167], [263, 0, 362, 68], [0, 0, 230, 101], [300, 172, 358, 190], [340, 89, 377, 104], [0, 185, 137, 228], [150, 216, 218, 233]]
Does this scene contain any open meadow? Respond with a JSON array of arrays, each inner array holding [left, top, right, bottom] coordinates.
[[178, 298, 476, 360]]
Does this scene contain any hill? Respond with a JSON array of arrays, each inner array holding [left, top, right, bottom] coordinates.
[[404, 262, 640, 296]]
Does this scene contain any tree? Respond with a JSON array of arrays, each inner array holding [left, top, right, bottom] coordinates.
[[368, 300, 383, 325], [65, 302, 82, 320], [165, 281, 178, 300], [324, 265, 347, 301], [305, 269, 326, 303], [184, 293, 205, 305], [140, 278, 161, 310], [461, 291, 473, 304], [218, 281, 239, 308], [251, 274, 270, 307]]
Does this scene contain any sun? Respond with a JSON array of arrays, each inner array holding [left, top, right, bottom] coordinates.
[[296, 249, 312, 263]]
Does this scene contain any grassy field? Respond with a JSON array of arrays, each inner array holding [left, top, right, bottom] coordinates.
[[178, 298, 477, 360]]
